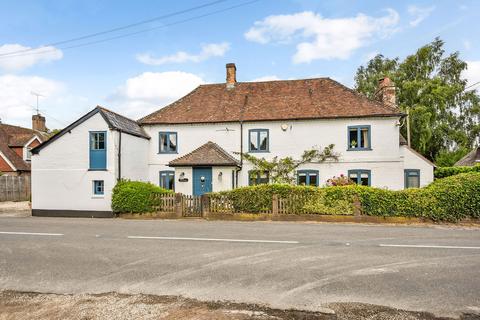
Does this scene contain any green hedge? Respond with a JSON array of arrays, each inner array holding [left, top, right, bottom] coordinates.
[[212, 172, 480, 222], [434, 165, 480, 179], [111, 180, 172, 213]]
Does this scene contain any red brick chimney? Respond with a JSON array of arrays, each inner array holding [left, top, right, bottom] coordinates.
[[376, 77, 396, 107], [226, 63, 236, 89], [32, 114, 47, 132]]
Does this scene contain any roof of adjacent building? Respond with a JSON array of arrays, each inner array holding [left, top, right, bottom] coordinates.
[[32, 106, 149, 154], [0, 123, 48, 171], [139, 78, 403, 125], [169, 141, 240, 167], [454, 147, 480, 166]]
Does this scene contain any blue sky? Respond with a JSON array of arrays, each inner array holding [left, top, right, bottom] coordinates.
[[0, 0, 479, 129]]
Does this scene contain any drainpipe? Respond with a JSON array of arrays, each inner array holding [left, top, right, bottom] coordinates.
[[236, 95, 248, 188], [117, 130, 122, 181]]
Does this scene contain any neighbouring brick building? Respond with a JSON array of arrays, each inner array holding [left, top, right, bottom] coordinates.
[[0, 114, 50, 176]]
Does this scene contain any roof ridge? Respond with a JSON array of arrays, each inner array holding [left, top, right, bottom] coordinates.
[[96, 105, 139, 124], [138, 86, 202, 124]]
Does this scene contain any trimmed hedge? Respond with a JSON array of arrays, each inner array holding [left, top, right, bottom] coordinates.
[[212, 172, 480, 222], [434, 165, 480, 179], [112, 180, 172, 213]]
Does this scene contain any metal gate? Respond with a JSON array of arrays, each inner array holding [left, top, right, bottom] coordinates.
[[182, 195, 203, 217]]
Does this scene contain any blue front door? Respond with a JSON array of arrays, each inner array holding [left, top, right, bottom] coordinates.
[[193, 167, 212, 196]]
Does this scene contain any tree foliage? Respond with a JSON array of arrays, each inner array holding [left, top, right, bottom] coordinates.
[[354, 38, 480, 162], [239, 144, 339, 184]]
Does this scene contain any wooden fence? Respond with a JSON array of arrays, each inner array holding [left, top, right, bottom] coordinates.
[[0, 175, 31, 202], [150, 192, 318, 216]]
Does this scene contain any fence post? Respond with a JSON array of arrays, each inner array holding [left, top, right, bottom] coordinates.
[[174, 193, 183, 218], [201, 194, 210, 218], [272, 194, 279, 215]]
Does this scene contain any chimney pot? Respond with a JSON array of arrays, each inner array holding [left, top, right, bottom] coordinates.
[[226, 63, 236, 88], [32, 114, 47, 132]]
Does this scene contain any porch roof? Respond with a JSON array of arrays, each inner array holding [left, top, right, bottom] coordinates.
[[169, 141, 240, 167]]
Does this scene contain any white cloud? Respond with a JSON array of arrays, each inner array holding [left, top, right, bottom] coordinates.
[[136, 42, 230, 66], [0, 44, 63, 72], [463, 40, 471, 50], [407, 5, 435, 27], [108, 71, 204, 119], [0, 74, 64, 127], [464, 61, 480, 90], [250, 75, 281, 82], [244, 10, 399, 63]]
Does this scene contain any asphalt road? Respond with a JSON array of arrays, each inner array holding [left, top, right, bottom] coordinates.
[[0, 217, 479, 318]]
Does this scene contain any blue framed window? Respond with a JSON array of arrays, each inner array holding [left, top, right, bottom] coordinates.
[[159, 132, 178, 153], [297, 170, 319, 186], [249, 129, 269, 152], [93, 180, 104, 195], [348, 125, 371, 150], [89, 131, 106, 170], [159, 170, 175, 190], [348, 169, 371, 186], [404, 169, 420, 189], [248, 170, 269, 186]]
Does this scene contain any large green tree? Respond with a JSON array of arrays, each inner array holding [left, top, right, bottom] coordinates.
[[354, 38, 480, 162]]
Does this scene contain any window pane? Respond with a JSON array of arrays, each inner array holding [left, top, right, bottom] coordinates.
[[94, 180, 104, 195], [360, 128, 369, 148], [98, 133, 105, 149], [258, 171, 269, 184], [348, 172, 358, 182], [349, 128, 358, 148], [91, 133, 97, 150], [360, 172, 369, 186], [309, 173, 318, 186], [249, 172, 257, 185], [259, 131, 268, 151], [167, 174, 175, 190], [298, 173, 307, 185], [407, 176, 419, 188], [169, 134, 177, 152], [160, 133, 167, 152], [250, 131, 258, 151]]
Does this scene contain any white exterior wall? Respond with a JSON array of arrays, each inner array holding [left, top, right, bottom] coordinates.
[[143, 117, 425, 193], [173, 167, 192, 195], [401, 145, 435, 187], [119, 131, 149, 182], [32, 113, 117, 211], [212, 167, 236, 192]]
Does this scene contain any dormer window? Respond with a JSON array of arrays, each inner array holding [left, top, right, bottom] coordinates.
[[26, 147, 32, 161]]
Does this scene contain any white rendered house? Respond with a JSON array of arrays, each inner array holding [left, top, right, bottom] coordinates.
[[32, 63, 434, 216]]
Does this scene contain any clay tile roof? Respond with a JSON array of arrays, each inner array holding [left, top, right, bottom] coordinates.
[[139, 78, 403, 125], [169, 141, 240, 167], [0, 126, 30, 171], [0, 123, 48, 146], [454, 147, 480, 166]]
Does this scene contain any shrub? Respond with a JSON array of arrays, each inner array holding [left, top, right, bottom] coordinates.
[[212, 172, 480, 222], [434, 165, 480, 179], [325, 174, 355, 186], [111, 180, 172, 213]]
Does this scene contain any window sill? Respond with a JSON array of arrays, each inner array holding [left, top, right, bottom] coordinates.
[[248, 150, 270, 153], [157, 152, 178, 154], [347, 148, 372, 151], [91, 195, 105, 199], [88, 168, 108, 171]]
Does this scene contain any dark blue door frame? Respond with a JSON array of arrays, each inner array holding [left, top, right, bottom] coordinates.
[[193, 167, 212, 196]]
